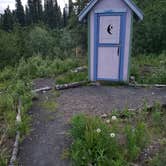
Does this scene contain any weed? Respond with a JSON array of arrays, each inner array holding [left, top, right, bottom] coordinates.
[[131, 53, 166, 84], [42, 101, 58, 112], [56, 71, 88, 84], [70, 105, 165, 165], [61, 149, 70, 160]]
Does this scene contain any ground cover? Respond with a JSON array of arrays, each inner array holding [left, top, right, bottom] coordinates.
[[70, 105, 166, 166], [131, 53, 166, 84], [0, 56, 81, 165]]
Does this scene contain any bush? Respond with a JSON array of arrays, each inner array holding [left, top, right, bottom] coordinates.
[[0, 29, 22, 68], [131, 52, 166, 84], [26, 26, 54, 56]]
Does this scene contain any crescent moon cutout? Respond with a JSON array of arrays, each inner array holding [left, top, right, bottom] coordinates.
[[107, 24, 113, 35]]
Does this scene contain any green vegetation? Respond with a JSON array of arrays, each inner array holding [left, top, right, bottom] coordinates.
[[0, 0, 165, 164], [70, 105, 166, 166], [0, 0, 166, 69], [0, 56, 81, 163], [131, 52, 166, 84], [42, 101, 58, 112], [133, 0, 166, 55], [56, 70, 88, 84]]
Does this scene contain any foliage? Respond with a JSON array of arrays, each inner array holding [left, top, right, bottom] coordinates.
[[26, 26, 54, 56], [0, 0, 166, 56], [0, 55, 81, 163], [70, 114, 126, 166], [133, 0, 166, 54], [70, 106, 166, 165], [56, 70, 88, 84], [131, 52, 166, 84], [15, 0, 25, 26]]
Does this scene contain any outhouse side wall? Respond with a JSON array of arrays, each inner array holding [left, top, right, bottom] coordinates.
[[89, 0, 132, 81]]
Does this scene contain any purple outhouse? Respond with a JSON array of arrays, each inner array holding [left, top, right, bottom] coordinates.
[[79, 0, 143, 82]]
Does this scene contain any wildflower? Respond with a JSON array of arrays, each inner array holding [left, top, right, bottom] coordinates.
[[110, 133, 115, 138], [111, 116, 117, 121], [96, 128, 101, 133], [106, 119, 110, 124]]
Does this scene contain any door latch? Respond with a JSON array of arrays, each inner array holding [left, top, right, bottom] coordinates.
[[117, 47, 120, 56]]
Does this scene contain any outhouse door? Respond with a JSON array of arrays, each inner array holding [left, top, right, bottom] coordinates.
[[94, 11, 126, 81]]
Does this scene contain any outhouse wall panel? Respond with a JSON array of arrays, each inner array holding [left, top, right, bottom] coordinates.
[[89, 0, 132, 81]]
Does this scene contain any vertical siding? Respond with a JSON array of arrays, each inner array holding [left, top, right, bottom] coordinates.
[[89, 0, 132, 81]]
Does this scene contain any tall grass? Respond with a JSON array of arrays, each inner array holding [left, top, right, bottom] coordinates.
[[131, 52, 166, 84], [0, 55, 81, 163]]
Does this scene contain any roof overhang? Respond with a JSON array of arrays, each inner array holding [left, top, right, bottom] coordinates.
[[79, 0, 143, 21]]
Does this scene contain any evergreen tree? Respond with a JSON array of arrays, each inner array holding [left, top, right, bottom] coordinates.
[[67, 0, 88, 51], [36, 0, 43, 21], [27, 0, 34, 23], [63, 5, 67, 27], [74, 0, 88, 13], [54, 0, 62, 28], [2, 6, 14, 31], [15, 0, 25, 26], [33, 0, 43, 22], [44, 0, 62, 29], [68, 0, 74, 18]]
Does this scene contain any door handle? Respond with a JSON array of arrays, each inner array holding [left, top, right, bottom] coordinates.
[[117, 47, 120, 56]]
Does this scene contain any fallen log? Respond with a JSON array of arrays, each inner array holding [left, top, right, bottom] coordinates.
[[55, 81, 88, 90], [129, 83, 166, 88], [32, 86, 52, 93], [9, 98, 22, 166]]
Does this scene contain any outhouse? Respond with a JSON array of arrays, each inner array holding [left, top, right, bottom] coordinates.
[[79, 0, 143, 82]]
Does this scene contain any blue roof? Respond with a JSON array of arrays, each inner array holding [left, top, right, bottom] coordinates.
[[79, 0, 143, 21]]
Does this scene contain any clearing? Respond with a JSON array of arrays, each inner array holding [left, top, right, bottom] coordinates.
[[18, 79, 166, 166]]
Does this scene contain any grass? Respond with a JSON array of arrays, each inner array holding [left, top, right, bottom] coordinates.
[[56, 70, 88, 84], [70, 104, 166, 166], [42, 101, 58, 112], [131, 52, 166, 84], [0, 56, 82, 164]]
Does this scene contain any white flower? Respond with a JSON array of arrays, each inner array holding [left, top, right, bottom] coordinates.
[[111, 116, 117, 121], [106, 119, 110, 124], [110, 133, 115, 138], [96, 128, 101, 133]]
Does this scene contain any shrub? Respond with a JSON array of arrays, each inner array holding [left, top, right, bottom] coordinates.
[[26, 26, 54, 56]]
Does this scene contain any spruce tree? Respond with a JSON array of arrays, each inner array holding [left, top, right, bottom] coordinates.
[[36, 0, 43, 21], [44, 0, 62, 29], [54, 0, 62, 28], [27, 0, 34, 23], [63, 6, 67, 27], [25, 5, 31, 25], [15, 0, 25, 26], [68, 0, 74, 18], [2, 6, 14, 31]]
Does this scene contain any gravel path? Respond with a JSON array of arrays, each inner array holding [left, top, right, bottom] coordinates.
[[18, 85, 166, 166]]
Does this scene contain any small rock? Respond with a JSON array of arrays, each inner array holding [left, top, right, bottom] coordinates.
[[101, 113, 108, 118], [130, 76, 136, 83]]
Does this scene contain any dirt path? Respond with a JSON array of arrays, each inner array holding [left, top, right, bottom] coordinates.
[[18, 84, 166, 166]]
